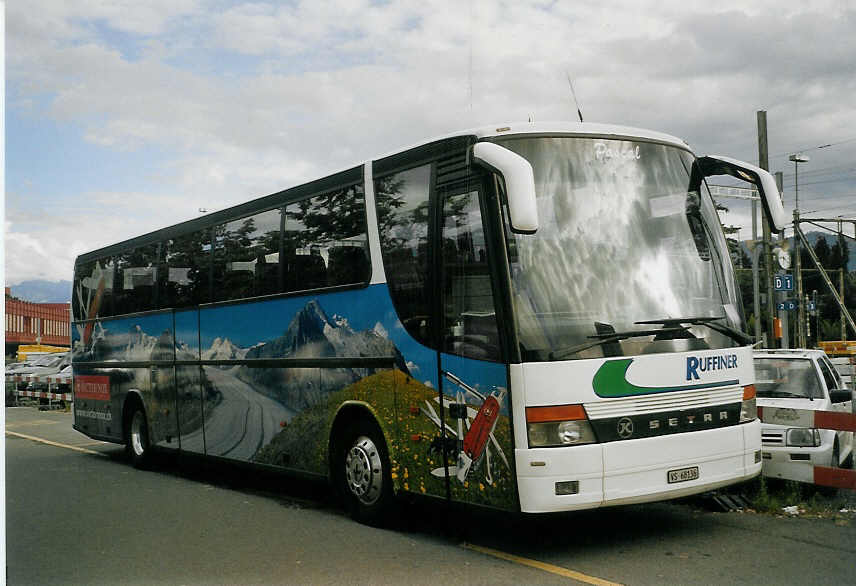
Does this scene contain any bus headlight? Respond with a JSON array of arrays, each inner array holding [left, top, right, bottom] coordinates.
[[525, 404, 597, 448], [786, 428, 820, 447]]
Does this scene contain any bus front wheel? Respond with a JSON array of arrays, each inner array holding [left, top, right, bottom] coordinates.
[[336, 420, 394, 526], [124, 401, 152, 469]]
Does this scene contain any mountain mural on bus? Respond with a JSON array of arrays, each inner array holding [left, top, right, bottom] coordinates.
[[72, 284, 515, 510]]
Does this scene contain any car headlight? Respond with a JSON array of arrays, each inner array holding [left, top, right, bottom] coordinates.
[[526, 405, 597, 448], [786, 428, 820, 447]]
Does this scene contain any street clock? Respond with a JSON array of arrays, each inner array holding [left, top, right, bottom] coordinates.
[[774, 247, 791, 270]]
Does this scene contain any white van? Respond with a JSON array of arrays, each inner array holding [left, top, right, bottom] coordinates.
[[754, 349, 854, 482]]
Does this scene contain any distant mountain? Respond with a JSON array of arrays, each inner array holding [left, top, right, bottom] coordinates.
[[8, 280, 72, 303]]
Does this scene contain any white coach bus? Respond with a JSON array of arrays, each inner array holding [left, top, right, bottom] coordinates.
[[72, 122, 786, 524]]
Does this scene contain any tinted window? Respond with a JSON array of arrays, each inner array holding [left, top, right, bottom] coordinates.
[[114, 243, 161, 315], [440, 180, 500, 361], [377, 165, 432, 345], [73, 258, 115, 321], [283, 184, 369, 292], [817, 358, 841, 392], [166, 229, 211, 307], [213, 209, 282, 302]]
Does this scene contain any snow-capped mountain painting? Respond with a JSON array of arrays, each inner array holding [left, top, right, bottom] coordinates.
[[201, 337, 248, 362], [233, 299, 409, 411]]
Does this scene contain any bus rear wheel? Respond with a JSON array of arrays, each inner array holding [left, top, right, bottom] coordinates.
[[125, 402, 152, 469], [336, 420, 394, 526]]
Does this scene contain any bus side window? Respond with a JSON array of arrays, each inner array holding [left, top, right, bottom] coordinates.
[[212, 208, 282, 302], [165, 229, 210, 307], [288, 185, 369, 290], [440, 182, 500, 361], [376, 164, 432, 346], [73, 258, 115, 321], [114, 243, 161, 315]]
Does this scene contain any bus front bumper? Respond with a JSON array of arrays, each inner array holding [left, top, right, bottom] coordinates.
[[515, 421, 761, 513]]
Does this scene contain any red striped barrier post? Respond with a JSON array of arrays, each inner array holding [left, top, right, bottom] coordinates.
[[758, 406, 856, 490], [5, 374, 73, 407]]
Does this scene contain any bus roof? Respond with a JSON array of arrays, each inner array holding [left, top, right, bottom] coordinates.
[[446, 121, 685, 149]]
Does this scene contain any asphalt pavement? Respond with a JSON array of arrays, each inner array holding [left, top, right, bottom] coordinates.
[[5, 406, 856, 585]]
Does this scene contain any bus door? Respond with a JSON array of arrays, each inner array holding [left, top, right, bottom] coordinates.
[[436, 180, 516, 510], [174, 308, 206, 455]]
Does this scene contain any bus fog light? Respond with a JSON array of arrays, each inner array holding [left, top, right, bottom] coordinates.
[[527, 423, 549, 447], [555, 480, 579, 495]]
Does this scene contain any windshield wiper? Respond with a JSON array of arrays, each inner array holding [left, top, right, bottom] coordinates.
[[635, 316, 754, 346], [549, 327, 688, 361]]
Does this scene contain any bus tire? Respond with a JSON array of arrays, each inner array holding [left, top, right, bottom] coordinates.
[[125, 400, 152, 469], [335, 419, 395, 526]]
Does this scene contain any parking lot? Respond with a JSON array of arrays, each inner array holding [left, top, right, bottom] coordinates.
[[6, 406, 855, 585]]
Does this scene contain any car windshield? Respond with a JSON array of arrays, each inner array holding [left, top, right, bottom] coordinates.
[[754, 358, 823, 399], [495, 135, 744, 361]]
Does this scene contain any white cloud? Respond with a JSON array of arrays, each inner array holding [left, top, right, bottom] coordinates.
[[5, 0, 856, 284]]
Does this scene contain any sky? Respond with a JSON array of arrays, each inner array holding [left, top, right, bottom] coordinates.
[[4, 0, 856, 286]]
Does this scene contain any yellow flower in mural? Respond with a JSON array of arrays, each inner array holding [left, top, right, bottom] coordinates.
[[479, 483, 485, 492]]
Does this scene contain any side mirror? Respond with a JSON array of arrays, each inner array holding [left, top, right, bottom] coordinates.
[[472, 142, 538, 234], [828, 389, 853, 404], [697, 155, 787, 232]]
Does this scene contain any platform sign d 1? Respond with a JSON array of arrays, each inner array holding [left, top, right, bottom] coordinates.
[[774, 274, 794, 292]]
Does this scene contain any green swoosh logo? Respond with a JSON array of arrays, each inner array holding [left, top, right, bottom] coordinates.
[[592, 358, 738, 398]]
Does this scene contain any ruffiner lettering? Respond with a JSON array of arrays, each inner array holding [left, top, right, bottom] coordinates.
[[686, 353, 739, 380]]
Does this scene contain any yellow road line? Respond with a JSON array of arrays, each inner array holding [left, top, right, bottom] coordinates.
[[73, 440, 112, 448], [462, 542, 622, 586], [6, 430, 108, 457]]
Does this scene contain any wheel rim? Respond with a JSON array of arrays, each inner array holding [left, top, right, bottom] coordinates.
[[344, 435, 383, 506], [130, 411, 147, 457]]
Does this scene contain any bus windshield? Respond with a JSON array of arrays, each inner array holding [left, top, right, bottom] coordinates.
[[496, 136, 743, 362]]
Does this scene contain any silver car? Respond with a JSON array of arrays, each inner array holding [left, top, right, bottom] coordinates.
[[755, 349, 854, 483]]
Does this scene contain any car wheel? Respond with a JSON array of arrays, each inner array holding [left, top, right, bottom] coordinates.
[[335, 419, 395, 526], [125, 402, 152, 469]]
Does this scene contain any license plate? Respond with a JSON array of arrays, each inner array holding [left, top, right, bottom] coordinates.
[[667, 466, 699, 484]]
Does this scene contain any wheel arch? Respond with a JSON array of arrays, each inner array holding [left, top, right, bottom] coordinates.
[[122, 389, 147, 442], [327, 401, 398, 491]]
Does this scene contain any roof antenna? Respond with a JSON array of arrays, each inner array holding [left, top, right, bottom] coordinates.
[[566, 73, 584, 123]]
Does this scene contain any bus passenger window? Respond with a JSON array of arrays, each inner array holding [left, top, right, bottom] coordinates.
[[73, 258, 115, 320], [280, 185, 368, 292], [114, 244, 161, 315], [165, 230, 210, 307], [213, 209, 282, 302], [376, 165, 432, 346]]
